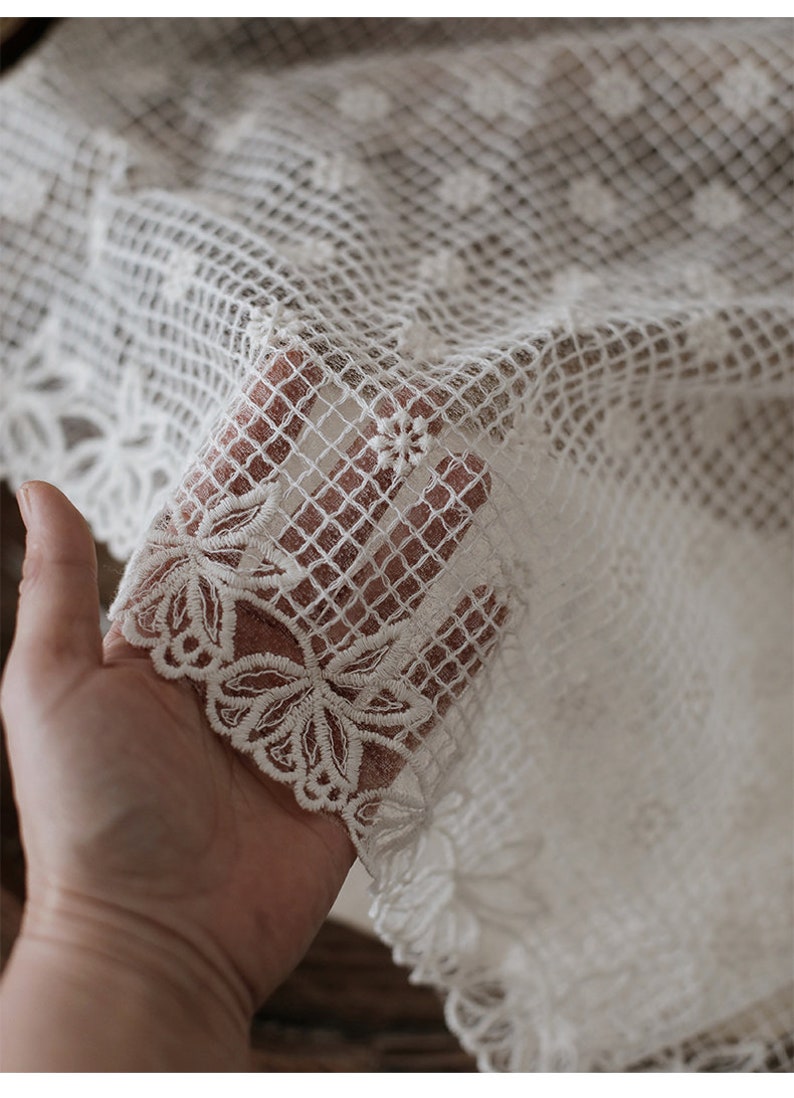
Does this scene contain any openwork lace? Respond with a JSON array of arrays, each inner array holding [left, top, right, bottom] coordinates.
[[1, 16, 791, 1072]]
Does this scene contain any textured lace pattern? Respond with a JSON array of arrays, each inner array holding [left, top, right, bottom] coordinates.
[[1, 17, 792, 1071]]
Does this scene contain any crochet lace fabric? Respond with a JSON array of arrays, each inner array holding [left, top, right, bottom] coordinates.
[[1, 17, 792, 1072]]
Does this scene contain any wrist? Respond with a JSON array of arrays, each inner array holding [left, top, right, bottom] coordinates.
[[3, 884, 252, 1071]]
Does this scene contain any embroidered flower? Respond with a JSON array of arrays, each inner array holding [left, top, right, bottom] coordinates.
[[214, 110, 258, 155], [1, 173, 48, 225], [371, 408, 432, 477], [551, 264, 601, 302], [690, 394, 743, 453], [691, 181, 745, 231], [682, 261, 734, 299], [114, 482, 304, 677], [464, 76, 522, 120], [344, 789, 428, 854], [552, 265, 601, 301], [589, 69, 645, 119], [716, 60, 774, 119], [1, 374, 68, 486], [550, 264, 605, 326], [59, 369, 176, 559], [376, 832, 482, 963], [245, 302, 302, 349], [282, 237, 336, 270], [189, 190, 240, 220], [336, 84, 392, 122], [161, 248, 198, 304], [1, 324, 167, 560], [373, 789, 546, 971], [568, 175, 617, 228], [311, 152, 364, 193], [418, 248, 468, 291], [397, 320, 446, 362], [208, 621, 432, 801], [437, 168, 493, 214], [687, 315, 734, 365], [0, 315, 77, 483]]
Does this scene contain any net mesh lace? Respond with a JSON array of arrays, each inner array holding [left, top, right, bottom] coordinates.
[[1, 16, 792, 1072]]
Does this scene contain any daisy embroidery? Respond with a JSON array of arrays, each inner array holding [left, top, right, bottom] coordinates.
[[371, 407, 432, 477]]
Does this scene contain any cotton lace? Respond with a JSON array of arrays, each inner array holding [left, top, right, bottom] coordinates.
[[1, 17, 791, 1071]]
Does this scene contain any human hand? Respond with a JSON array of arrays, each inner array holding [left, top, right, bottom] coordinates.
[[0, 352, 506, 1070], [0, 480, 355, 1069]]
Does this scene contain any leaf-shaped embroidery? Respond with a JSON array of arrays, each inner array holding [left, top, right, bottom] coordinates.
[[198, 576, 223, 646], [325, 708, 350, 782], [225, 662, 304, 697], [210, 499, 268, 539], [169, 582, 190, 632], [338, 641, 392, 677], [135, 600, 160, 637], [301, 715, 321, 768], [315, 710, 364, 790], [250, 554, 297, 583], [362, 687, 413, 715], [355, 681, 433, 730], [217, 702, 248, 729], [266, 732, 297, 773], [135, 550, 188, 599], [324, 623, 410, 689], [347, 792, 426, 849], [205, 547, 243, 571], [203, 483, 281, 542], [256, 690, 310, 737]]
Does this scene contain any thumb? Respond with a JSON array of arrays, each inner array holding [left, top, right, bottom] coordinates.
[[8, 482, 103, 674]]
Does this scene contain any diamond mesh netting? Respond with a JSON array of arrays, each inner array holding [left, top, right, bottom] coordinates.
[[1, 17, 792, 1071]]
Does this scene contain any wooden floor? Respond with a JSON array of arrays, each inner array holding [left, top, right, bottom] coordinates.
[[0, 482, 476, 1071]]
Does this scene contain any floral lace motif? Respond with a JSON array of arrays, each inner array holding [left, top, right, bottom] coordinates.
[[568, 175, 617, 228], [589, 69, 645, 118], [112, 354, 508, 826], [4, 17, 791, 1074], [336, 84, 392, 122], [119, 483, 305, 678], [1, 317, 175, 558], [371, 408, 433, 477], [437, 168, 494, 214], [691, 182, 746, 231], [209, 618, 431, 806], [311, 152, 365, 193]]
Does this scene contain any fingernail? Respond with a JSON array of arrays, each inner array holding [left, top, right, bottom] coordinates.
[[17, 484, 33, 529]]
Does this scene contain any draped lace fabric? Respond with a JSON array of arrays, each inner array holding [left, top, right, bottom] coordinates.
[[1, 17, 792, 1072]]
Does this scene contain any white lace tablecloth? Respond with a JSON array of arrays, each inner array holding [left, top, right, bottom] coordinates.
[[1, 17, 792, 1071]]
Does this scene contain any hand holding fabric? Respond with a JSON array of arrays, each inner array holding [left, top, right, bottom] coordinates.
[[0, 357, 505, 1070]]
